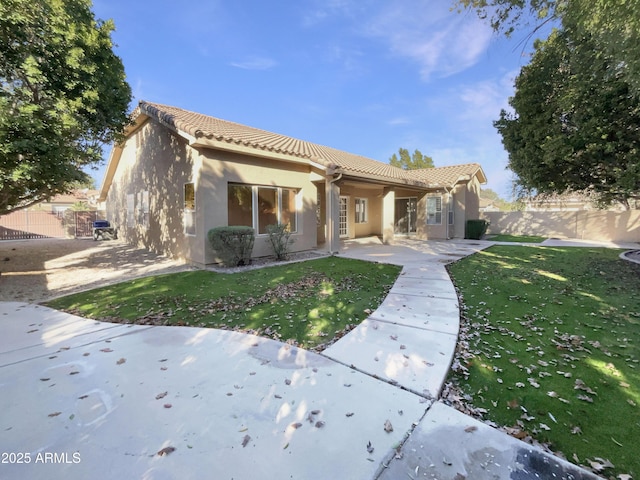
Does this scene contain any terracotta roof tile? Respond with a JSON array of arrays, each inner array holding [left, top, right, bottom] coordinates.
[[138, 101, 484, 187], [409, 163, 486, 186]]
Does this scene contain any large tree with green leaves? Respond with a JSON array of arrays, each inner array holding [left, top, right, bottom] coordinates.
[[0, 0, 131, 214], [389, 148, 434, 170], [495, 30, 640, 207]]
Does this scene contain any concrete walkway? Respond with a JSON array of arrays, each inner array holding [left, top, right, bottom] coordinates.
[[1, 238, 629, 479]]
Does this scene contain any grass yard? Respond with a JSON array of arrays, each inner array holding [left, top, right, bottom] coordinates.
[[486, 234, 547, 243], [446, 246, 640, 479], [46, 257, 401, 351]]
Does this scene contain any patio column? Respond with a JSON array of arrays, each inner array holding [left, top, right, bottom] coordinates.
[[382, 187, 395, 244], [326, 174, 341, 254]]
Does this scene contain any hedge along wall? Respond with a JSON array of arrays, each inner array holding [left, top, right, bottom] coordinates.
[[481, 210, 640, 243]]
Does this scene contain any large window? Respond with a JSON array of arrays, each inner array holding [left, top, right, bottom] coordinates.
[[228, 184, 298, 234], [227, 185, 253, 227], [355, 198, 368, 224], [426, 196, 442, 225], [184, 183, 196, 235]]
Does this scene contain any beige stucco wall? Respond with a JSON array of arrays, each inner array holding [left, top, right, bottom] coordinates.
[[338, 184, 384, 239], [107, 121, 322, 265], [199, 149, 319, 263], [106, 121, 203, 262], [482, 210, 640, 243]]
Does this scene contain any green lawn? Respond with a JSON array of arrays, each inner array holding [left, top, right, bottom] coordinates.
[[46, 257, 401, 351], [486, 234, 547, 243], [447, 246, 640, 479]]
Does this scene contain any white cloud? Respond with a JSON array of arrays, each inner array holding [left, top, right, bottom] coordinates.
[[362, 1, 494, 80], [230, 56, 278, 70]]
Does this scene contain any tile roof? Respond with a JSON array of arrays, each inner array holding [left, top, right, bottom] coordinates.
[[409, 163, 487, 186], [137, 101, 484, 188]]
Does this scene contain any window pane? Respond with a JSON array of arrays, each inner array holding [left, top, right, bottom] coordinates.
[[257, 187, 278, 234], [355, 198, 367, 223], [427, 196, 442, 225], [184, 183, 195, 210], [228, 184, 253, 227], [281, 189, 297, 232]]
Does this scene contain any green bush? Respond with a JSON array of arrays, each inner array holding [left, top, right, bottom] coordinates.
[[465, 219, 489, 240], [265, 223, 294, 260], [207, 226, 255, 267]]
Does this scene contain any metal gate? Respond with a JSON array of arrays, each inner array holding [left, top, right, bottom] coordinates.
[[0, 210, 102, 240]]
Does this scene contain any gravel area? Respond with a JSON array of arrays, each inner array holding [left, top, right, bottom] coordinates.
[[0, 238, 192, 303]]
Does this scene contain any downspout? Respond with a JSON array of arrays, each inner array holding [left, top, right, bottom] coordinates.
[[444, 186, 452, 240], [327, 172, 343, 254]]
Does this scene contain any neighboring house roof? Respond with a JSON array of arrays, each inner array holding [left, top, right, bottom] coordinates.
[[41, 190, 99, 205], [101, 101, 486, 199], [410, 163, 487, 188]]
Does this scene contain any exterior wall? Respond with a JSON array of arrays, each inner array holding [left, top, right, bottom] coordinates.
[[338, 184, 384, 239], [106, 121, 203, 263], [482, 210, 640, 243], [199, 149, 319, 263]]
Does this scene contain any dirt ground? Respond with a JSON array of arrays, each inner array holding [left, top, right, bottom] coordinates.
[[0, 238, 192, 304]]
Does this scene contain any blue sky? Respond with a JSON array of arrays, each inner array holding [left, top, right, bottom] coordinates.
[[92, 0, 547, 199]]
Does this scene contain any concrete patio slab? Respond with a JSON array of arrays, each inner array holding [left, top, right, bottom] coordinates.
[[323, 319, 457, 399], [368, 293, 460, 335], [0, 302, 148, 366], [378, 402, 601, 480], [389, 276, 457, 300], [0, 303, 427, 480]]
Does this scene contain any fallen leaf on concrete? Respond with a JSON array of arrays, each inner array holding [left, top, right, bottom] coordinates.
[[100, 348, 113, 353], [116, 358, 126, 365], [157, 446, 175, 456], [389, 335, 398, 341], [48, 412, 61, 417], [464, 425, 477, 433], [155, 391, 168, 400], [346, 412, 354, 417], [284, 379, 291, 385], [366, 441, 374, 453], [40, 378, 50, 382], [241, 435, 251, 448], [290, 422, 302, 429], [163, 404, 172, 409], [315, 421, 325, 428], [384, 420, 393, 433]]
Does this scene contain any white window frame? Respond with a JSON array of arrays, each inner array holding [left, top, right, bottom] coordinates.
[[228, 183, 299, 235], [355, 198, 368, 224], [426, 196, 442, 225]]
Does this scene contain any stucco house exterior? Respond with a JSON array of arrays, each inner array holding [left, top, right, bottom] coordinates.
[[99, 101, 487, 266]]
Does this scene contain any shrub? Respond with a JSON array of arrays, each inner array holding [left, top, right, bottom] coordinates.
[[207, 226, 255, 267], [465, 219, 489, 240], [265, 223, 294, 260]]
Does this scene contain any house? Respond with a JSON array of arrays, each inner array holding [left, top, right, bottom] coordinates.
[[32, 189, 100, 215], [99, 101, 487, 266]]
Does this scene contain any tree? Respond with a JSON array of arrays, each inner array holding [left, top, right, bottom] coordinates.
[[389, 148, 434, 170], [0, 0, 131, 215], [495, 30, 640, 208]]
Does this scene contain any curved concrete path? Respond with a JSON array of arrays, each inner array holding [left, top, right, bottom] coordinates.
[[0, 238, 614, 480]]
